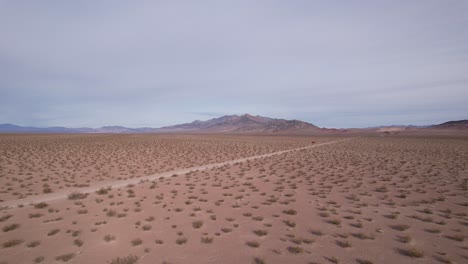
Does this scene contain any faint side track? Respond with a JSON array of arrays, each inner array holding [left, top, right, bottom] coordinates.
[[0, 138, 351, 208]]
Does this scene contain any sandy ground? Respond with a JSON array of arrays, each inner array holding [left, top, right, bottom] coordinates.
[[0, 138, 349, 208], [0, 134, 467, 264], [0, 134, 327, 202]]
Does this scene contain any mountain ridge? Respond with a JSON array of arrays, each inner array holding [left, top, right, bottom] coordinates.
[[431, 120, 468, 129], [0, 114, 319, 133], [159, 114, 319, 132], [0, 116, 466, 134]]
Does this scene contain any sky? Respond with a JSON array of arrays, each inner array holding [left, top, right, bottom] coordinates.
[[1, 1, 467, 128]]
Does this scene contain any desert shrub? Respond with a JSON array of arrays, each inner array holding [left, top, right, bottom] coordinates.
[[106, 210, 117, 217], [2, 223, 20, 232], [324, 256, 339, 263], [73, 239, 83, 247], [68, 192, 87, 200], [55, 253, 75, 262], [221, 227, 232, 233], [34, 256, 45, 263], [309, 229, 323, 236], [201, 236, 213, 244], [396, 235, 412, 243], [336, 240, 351, 248], [246, 241, 260, 248], [192, 220, 203, 229], [252, 216, 263, 221], [283, 220, 296, 227], [104, 234, 116, 242], [252, 257, 265, 264], [96, 187, 111, 195], [282, 209, 297, 215], [397, 247, 424, 258], [390, 224, 410, 231], [356, 259, 373, 264], [176, 237, 187, 245], [326, 219, 341, 226], [131, 238, 143, 246], [445, 234, 464, 242], [0, 214, 13, 222], [287, 246, 303, 254], [27, 240, 41, 247], [253, 230, 268, 237], [109, 255, 138, 264], [34, 202, 48, 209], [2, 239, 23, 248], [351, 232, 375, 240], [48, 229, 60, 236], [29, 213, 43, 218]]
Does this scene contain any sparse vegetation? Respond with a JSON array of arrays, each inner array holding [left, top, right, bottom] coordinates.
[[0, 134, 467, 264]]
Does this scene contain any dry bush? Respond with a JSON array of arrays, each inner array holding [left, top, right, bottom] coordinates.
[[109, 255, 138, 264], [131, 238, 143, 246], [2, 239, 23, 248], [192, 220, 203, 229], [201, 236, 213, 244], [2, 223, 20, 232], [34, 202, 48, 209], [397, 247, 424, 258], [176, 237, 187, 245], [246, 241, 260, 248], [68, 192, 87, 200]]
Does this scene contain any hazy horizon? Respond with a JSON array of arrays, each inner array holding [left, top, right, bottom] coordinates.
[[1, 1, 467, 128]]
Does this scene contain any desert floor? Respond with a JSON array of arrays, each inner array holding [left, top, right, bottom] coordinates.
[[0, 134, 467, 264]]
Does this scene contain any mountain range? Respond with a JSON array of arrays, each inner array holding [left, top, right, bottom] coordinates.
[[159, 114, 318, 132], [0, 115, 466, 134]]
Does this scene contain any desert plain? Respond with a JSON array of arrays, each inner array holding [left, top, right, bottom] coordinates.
[[0, 134, 467, 264]]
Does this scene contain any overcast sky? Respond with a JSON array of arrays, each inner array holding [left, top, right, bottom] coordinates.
[[1, 1, 467, 128]]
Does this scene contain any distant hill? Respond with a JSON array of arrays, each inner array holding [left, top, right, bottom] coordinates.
[[0, 124, 94, 133], [431, 120, 468, 129], [0, 124, 139, 133], [159, 114, 319, 133]]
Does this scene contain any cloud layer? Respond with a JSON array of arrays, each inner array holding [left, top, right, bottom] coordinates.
[[1, 1, 467, 128]]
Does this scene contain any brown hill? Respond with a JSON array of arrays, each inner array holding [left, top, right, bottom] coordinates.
[[431, 120, 468, 129], [159, 114, 319, 133]]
